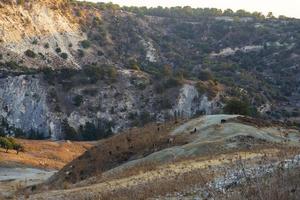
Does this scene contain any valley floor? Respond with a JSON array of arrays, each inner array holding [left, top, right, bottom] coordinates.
[[0, 139, 94, 199]]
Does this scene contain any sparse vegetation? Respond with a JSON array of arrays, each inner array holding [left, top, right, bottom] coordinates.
[[24, 49, 36, 58]]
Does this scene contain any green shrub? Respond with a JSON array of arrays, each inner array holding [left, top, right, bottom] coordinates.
[[80, 40, 91, 49], [55, 47, 62, 54], [24, 50, 36, 58], [73, 95, 83, 107], [60, 53, 68, 60], [78, 49, 85, 57], [164, 77, 182, 89], [62, 120, 78, 141], [80, 120, 114, 141], [44, 43, 50, 49], [197, 70, 213, 81]]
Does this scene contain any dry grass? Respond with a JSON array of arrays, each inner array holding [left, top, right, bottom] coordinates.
[[0, 139, 93, 170], [213, 147, 300, 200], [44, 121, 189, 189], [98, 168, 211, 200]]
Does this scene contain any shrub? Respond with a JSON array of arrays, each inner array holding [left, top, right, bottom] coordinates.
[[80, 120, 114, 141], [139, 111, 152, 125], [80, 40, 91, 49], [60, 52, 68, 60], [195, 81, 208, 94], [32, 39, 38, 45], [164, 77, 182, 89], [73, 95, 83, 107], [84, 65, 103, 83], [62, 120, 78, 141], [44, 43, 50, 49], [28, 129, 44, 140], [24, 50, 36, 58], [17, 0, 25, 6], [78, 49, 85, 57], [197, 70, 213, 81], [55, 47, 62, 54]]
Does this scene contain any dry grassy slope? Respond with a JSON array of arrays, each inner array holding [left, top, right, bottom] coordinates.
[[30, 115, 300, 197], [0, 1, 85, 69], [0, 139, 94, 170], [21, 115, 300, 200]]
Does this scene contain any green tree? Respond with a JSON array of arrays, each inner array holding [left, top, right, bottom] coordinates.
[[62, 120, 78, 140], [0, 137, 13, 153], [223, 98, 251, 116]]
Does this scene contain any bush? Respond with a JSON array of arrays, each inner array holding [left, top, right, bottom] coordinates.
[[55, 47, 62, 54], [197, 70, 213, 81], [62, 120, 78, 141], [60, 52, 68, 60], [80, 120, 114, 141], [78, 49, 85, 57], [24, 50, 36, 58], [73, 95, 83, 107], [164, 77, 182, 89], [80, 40, 91, 49], [44, 43, 50, 49]]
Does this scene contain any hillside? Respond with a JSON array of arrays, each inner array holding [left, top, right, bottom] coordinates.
[[0, 0, 298, 140], [17, 115, 300, 199], [0, 139, 93, 199]]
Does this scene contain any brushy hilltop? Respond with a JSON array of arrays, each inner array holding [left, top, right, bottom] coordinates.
[[0, 0, 298, 139]]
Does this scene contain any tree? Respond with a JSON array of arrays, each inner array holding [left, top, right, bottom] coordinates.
[[223, 9, 234, 16], [197, 70, 213, 81], [11, 143, 24, 154], [223, 98, 251, 116], [0, 137, 13, 153], [62, 120, 78, 140], [73, 95, 83, 107], [163, 64, 173, 77], [267, 12, 275, 19]]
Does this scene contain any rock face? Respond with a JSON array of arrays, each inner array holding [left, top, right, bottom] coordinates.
[[0, 72, 220, 139], [174, 84, 220, 118], [0, 0, 85, 69], [0, 75, 47, 132], [0, 75, 61, 139]]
